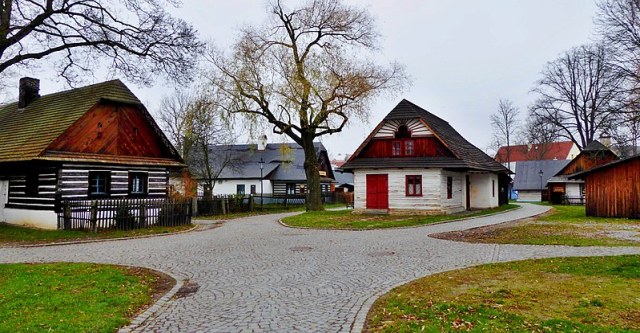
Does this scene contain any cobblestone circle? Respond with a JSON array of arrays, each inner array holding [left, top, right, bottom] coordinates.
[[2, 203, 639, 332]]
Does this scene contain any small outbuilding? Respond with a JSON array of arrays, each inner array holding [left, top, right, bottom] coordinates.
[[570, 154, 640, 218], [546, 140, 618, 204]]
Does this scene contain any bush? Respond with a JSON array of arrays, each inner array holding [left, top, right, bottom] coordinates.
[[115, 205, 138, 230]]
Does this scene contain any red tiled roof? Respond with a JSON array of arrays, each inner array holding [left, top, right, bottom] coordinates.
[[495, 141, 575, 162]]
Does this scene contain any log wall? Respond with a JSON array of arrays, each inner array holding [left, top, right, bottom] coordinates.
[[585, 158, 640, 218]]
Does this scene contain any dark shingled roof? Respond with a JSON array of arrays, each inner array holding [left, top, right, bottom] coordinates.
[[513, 160, 570, 190], [0, 80, 142, 163], [207, 142, 335, 182], [342, 99, 510, 173]]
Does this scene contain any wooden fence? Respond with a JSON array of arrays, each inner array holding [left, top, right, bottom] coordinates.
[[57, 198, 192, 232], [194, 192, 354, 216]]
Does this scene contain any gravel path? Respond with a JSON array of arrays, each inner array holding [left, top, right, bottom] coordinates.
[[2, 203, 639, 332]]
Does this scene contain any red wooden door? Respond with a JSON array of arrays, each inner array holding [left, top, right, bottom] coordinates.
[[366, 174, 388, 209]]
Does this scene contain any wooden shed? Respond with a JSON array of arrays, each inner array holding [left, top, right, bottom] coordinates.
[[570, 155, 640, 218]]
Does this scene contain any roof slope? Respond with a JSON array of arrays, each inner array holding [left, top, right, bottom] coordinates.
[[495, 141, 575, 162], [206, 142, 334, 182], [0, 80, 142, 163], [513, 160, 570, 190], [343, 99, 509, 173]]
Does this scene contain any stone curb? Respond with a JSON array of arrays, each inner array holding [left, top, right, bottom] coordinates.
[[117, 266, 185, 333], [11, 225, 199, 249], [277, 205, 523, 232]]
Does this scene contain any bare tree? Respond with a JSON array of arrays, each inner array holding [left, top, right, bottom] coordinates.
[[208, 0, 407, 210], [0, 0, 202, 85], [517, 111, 562, 160], [596, 0, 640, 87], [157, 89, 239, 199], [490, 99, 520, 170], [530, 44, 627, 149]]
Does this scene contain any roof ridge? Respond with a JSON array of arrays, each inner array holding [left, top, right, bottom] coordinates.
[[1, 79, 128, 108]]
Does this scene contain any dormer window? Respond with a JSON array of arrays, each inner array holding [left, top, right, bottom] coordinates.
[[395, 125, 411, 139]]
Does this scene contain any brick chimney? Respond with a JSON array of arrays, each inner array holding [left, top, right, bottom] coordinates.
[[18, 77, 40, 108]]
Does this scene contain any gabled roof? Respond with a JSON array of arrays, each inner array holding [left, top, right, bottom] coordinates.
[[570, 153, 640, 179], [553, 140, 618, 178], [0, 79, 182, 166], [495, 141, 575, 163], [513, 160, 570, 190], [342, 99, 509, 173], [206, 142, 335, 182]]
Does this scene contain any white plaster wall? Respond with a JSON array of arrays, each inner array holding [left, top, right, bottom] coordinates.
[[0, 180, 7, 222], [566, 183, 583, 197], [567, 144, 581, 160], [3, 208, 58, 229], [355, 168, 464, 213], [440, 171, 466, 213], [517, 190, 542, 202], [212, 179, 272, 196], [469, 173, 499, 208]]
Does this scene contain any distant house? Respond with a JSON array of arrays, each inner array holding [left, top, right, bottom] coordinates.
[[0, 78, 185, 229], [495, 141, 579, 171], [333, 168, 354, 192], [512, 160, 569, 202], [205, 141, 335, 196], [341, 99, 511, 214], [546, 140, 618, 204], [571, 155, 640, 218]]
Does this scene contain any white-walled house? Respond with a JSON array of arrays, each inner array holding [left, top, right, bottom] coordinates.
[[341, 99, 511, 214], [200, 141, 335, 197]]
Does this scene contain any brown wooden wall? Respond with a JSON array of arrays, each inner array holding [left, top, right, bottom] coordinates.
[[359, 137, 453, 158], [560, 151, 618, 175], [47, 102, 172, 159], [585, 158, 640, 218]]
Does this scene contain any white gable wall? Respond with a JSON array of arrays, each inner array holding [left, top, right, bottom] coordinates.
[[212, 179, 273, 196], [469, 173, 499, 208]]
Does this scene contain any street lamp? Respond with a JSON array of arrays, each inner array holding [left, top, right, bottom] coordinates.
[[259, 157, 264, 211], [539, 169, 544, 202]]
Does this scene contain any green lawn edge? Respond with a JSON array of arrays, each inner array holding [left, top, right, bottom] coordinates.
[[0, 262, 173, 332], [281, 204, 519, 230], [364, 255, 640, 333]]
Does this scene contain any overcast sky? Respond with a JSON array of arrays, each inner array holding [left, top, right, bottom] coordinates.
[[14, 0, 600, 159]]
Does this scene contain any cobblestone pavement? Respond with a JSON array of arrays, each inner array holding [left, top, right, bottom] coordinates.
[[2, 204, 640, 332]]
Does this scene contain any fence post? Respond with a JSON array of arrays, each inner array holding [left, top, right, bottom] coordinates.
[[139, 203, 146, 227], [221, 198, 227, 215], [90, 200, 98, 233], [191, 197, 198, 216], [63, 201, 71, 230], [249, 194, 254, 211]]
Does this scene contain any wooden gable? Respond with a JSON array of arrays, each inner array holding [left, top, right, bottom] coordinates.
[[557, 150, 618, 176], [46, 101, 175, 159], [357, 118, 453, 158]]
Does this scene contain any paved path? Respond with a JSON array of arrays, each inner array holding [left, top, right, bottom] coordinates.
[[2, 204, 640, 332]]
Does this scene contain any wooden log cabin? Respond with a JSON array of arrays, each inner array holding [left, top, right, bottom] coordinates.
[[0, 78, 184, 229], [570, 155, 640, 218], [341, 99, 511, 214], [546, 140, 618, 204]]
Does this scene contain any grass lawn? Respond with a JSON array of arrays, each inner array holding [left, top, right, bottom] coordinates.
[[194, 202, 347, 220], [365, 255, 640, 333], [433, 205, 640, 247], [0, 223, 193, 246], [0, 262, 174, 332], [281, 204, 519, 230]]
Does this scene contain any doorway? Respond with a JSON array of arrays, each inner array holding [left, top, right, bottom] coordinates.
[[366, 174, 388, 210]]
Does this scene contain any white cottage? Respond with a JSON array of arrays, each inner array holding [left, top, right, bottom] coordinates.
[[341, 99, 511, 214]]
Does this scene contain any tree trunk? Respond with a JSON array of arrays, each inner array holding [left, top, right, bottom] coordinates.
[[301, 135, 323, 211]]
